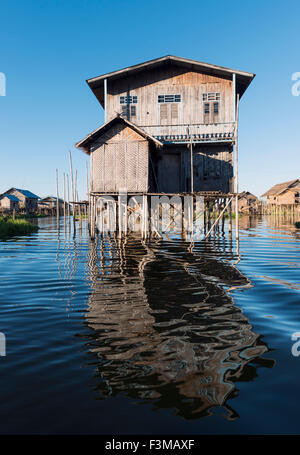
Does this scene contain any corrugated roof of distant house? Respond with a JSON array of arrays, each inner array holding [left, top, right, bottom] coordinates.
[[0, 194, 20, 202], [12, 188, 40, 199], [40, 196, 65, 203]]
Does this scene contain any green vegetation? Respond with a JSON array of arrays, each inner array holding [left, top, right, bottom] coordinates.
[[0, 216, 39, 237], [222, 212, 242, 219], [15, 213, 47, 219], [295, 221, 300, 228]]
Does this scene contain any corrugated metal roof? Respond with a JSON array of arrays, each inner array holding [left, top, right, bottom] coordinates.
[[0, 194, 20, 202], [40, 196, 65, 203], [14, 188, 40, 199]]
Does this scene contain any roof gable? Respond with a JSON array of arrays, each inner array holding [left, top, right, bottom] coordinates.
[[5, 188, 40, 199], [75, 115, 163, 154], [261, 179, 300, 197], [40, 196, 65, 203], [280, 183, 300, 195], [87, 55, 255, 107], [239, 191, 258, 200], [0, 194, 20, 202]]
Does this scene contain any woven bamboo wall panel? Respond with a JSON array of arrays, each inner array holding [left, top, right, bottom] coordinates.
[[91, 140, 149, 192]]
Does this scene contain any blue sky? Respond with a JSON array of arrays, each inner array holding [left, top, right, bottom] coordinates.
[[0, 0, 299, 198]]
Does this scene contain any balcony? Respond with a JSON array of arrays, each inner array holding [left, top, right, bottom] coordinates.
[[139, 122, 235, 144]]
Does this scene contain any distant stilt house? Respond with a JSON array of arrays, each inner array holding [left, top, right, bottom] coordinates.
[[76, 55, 255, 195], [38, 196, 70, 215], [262, 179, 300, 205], [3, 188, 39, 213], [0, 194, 20, 213], [236, 191, 259, 213]]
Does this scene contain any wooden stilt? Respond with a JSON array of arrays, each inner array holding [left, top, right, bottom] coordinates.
[[221, 198, 225, 232], [90, 196, 95, 240], [228, 199, 232, 234], [234, 94, 240, 243]]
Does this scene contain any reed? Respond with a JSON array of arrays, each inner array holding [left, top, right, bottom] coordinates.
[[0, 216, 39, 237]]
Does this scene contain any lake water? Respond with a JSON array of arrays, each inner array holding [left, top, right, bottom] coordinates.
[[0, 215, 300, 434]]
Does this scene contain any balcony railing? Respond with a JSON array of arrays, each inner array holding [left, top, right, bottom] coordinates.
[[139, 122, 236, 144]]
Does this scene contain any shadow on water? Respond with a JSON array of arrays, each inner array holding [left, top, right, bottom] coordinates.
[[80, 233, 275, 420]]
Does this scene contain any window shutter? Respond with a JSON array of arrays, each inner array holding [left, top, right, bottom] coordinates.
[[171, 103, 178, 122], [121, 105, 129, 119], [160, 104, 168, 123], [130, 105, 136, 117]]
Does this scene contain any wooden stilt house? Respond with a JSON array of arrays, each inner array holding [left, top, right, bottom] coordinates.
[[0, 194, 20, 213], [76, 55, 254, 195], [3, 188, 40, 213], [262, 179, 300, 205]]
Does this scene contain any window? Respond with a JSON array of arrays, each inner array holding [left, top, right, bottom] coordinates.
[[158, 95, 181, 124], [159, 103, 179, 123], [202, 92, 221, 101], [160, 104, 168, 121], [171, 103, 178, 121], [130, 105, 136, 117], [120, 95, 138, 104], [158, 94, 181, 103], [203, 92, 221, 122], [121, 105, 136, 119]]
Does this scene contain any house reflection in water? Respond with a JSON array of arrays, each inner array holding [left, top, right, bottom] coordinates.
[[84, 236, 274, 419]]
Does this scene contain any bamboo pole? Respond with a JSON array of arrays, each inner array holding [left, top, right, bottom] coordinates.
[[205, 197, 233, 239], [74, 169, 78, 221], [78, 190, 82, 230], [190, 135, 194, 193], [86, 160, 90, 230], [63, 172, 66, 219], [69, 150, 75, 222], [86, 161, 89, 199], [67, 174, 70, 218], [56, 169, 59, 227]]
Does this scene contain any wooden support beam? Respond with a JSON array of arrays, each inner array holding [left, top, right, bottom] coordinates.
[[104, 78, 108, 122], [234, 93, 240, 241]]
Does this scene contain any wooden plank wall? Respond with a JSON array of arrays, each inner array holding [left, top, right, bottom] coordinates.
[[154, 144, 233, 193], [106, 65, 233, 127]]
